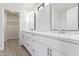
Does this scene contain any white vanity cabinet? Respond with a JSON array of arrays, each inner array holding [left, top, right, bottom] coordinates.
[[20, 32, 33, 55], [20, 32, 26, 46], [20, 31, 79, 56], [20, 31, 49, 56], [36, 34, 79, 56], [20, 31, 66, 56], [30, 34, 49, 56], [35, 35, 66, 56], [20, 32, 31, 52]]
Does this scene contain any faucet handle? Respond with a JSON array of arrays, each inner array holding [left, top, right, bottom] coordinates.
[[58, 29, 65, 34]]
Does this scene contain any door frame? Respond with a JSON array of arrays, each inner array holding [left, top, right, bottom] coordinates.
[[2, 8, 20, 49]]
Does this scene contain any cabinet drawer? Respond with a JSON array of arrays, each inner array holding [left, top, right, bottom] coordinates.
[[37, 35, 79, 56]]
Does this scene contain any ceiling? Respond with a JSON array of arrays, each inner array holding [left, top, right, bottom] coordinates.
[[51, 3, 78, 12], [0, 3, 39, 12], [3, 3, 39, 16], [13, 3, 39, 12]]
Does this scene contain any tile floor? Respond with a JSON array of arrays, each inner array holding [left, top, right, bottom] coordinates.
[[0, 39, 30, 56]]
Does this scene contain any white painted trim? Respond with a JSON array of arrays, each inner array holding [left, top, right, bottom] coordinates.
[[1, 8, 5, 50]]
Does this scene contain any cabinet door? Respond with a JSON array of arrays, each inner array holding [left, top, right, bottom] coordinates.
[[20, 32, 25, 45], [29, 34, 48, 56], [30, 39, 37, 56], [20, 32, 31, 53], [35, 41, 48, 56], [50, 49, 65, 56]]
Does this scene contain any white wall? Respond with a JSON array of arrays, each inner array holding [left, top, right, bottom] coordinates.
[[20, 11, 30, 31], [36, 4, 50, 31], [0, 8, 4, 50]]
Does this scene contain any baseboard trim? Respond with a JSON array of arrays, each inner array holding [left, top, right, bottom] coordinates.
[[4, 38, 19, 42]]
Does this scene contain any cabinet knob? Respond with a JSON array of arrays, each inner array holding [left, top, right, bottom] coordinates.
[[23, 35, 24, 38], [50, 49, 52, 56], [27, 37, 29, 39], [47, 48, 50, 56], [47, 48, 52, 56]]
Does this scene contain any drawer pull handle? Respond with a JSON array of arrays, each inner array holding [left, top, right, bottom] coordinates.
[[47, 48, 52, 56], [23, 35, 24, 38], [47, 48, 50, 56]]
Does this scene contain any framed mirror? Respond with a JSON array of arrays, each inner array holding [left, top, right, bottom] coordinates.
[[29, 10, 36, 31], [50, 3, 78, 31]]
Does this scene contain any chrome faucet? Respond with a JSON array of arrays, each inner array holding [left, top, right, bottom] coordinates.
[[58, 29, 65, 34]]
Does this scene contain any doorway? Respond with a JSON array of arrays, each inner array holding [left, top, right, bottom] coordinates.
[[4, 9, 21, 55], [4, 9, 20, 41], [2, 8, 30, 56], [3, 9, 30, 56]]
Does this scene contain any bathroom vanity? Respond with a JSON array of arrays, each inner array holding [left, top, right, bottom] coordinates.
[[20, 31, 79, 56]]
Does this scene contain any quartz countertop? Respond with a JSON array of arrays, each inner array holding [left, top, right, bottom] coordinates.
[[21, 30, 79, 44]]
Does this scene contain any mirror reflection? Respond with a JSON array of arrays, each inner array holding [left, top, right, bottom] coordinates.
[[50, 3, 78, 31]]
